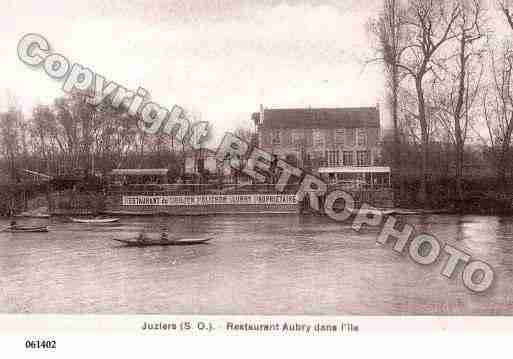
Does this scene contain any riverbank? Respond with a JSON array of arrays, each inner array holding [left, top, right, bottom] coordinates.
[[391, 177, 513, 215], [4, 180, 513, 217]]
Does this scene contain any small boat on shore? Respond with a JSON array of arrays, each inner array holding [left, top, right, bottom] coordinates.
[[2, 225, 49, 233], [112, 236, 212, 247], [70, 217, 120, 224]]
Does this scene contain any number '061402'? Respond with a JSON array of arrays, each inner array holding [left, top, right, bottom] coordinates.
[[25, 340, 56, 349]]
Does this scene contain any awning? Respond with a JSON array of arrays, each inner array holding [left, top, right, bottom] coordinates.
[[24, 169, 52, 180], [110, 169, 169, 176], [318, 166, 391, 174]]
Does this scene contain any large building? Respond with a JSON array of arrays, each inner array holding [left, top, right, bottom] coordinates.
[[252, 105, 390, 186]]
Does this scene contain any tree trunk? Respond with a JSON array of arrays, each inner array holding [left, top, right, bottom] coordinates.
[[498, 113, 513, 189], [497, 157, 507, 189], [416, 78, 429, 204], [455, 140, 463, 201], [391, 66, 401, 174], [454, 33, 466, 202]]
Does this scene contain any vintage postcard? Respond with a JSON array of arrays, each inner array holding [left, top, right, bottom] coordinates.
[[1, 0, 513, 354]]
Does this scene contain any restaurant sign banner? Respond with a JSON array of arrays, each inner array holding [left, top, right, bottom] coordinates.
[[122, 194, 298, 206]]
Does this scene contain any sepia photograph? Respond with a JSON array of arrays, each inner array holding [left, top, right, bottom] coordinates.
[[1, 0, 513, 333]]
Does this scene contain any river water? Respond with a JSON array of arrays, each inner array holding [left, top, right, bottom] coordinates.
[[0, 214, 512, 314]]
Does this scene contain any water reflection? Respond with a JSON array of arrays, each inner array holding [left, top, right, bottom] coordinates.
[[0, 214, 512, 314]]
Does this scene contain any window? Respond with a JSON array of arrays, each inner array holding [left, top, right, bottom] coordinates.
[[292, 129, 303, 142], [335, 129, 345, 145], [356, 150, 371, 166], [357, 128, 367, 147], [346, 129, 356, 147], [367, 128, 378, 146], [292, 129, 303, 150], [313, 129, 324, 148], [326, 150, 340, 166], [304, 153, 312, 166], [343, 151, 354, 166], [272, 130, 281, 146]]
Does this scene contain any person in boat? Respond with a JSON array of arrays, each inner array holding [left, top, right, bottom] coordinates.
[[137, 231, 147, 243], [8, 207, 17, 227], [160, 224, 173, 242]]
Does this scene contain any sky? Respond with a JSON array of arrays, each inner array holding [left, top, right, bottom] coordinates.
[[3, 0, 388, 141]]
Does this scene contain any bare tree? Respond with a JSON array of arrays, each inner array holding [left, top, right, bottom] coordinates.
[[499, 0, 513, 29], [432, 0, 485, 199], [482, 40, 513, 185], [369, 0, 408, 173], [396, 0, 462, 202], [0, 109, 21, 182], [234, 125, 255, 145]]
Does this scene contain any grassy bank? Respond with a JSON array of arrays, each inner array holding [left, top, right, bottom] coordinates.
[[393, 177, 513, 214]]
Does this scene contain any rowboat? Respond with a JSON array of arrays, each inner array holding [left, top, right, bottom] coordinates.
[[112, 237, 212, 247], [70, 217, 120, 224], [2, 225, 49, 233]]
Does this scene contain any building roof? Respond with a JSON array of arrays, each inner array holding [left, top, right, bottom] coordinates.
[[110, 169, 169, 176], [254, 107, 379, 129]]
